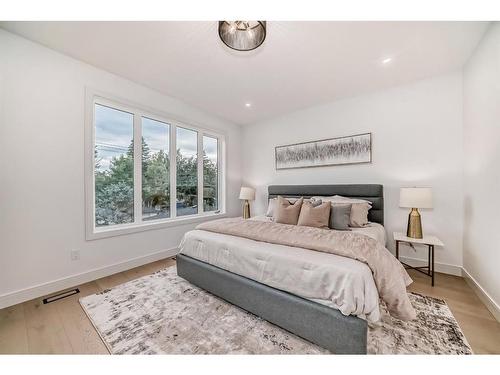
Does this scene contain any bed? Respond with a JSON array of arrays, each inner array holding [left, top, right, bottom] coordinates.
[[177, 184, 386, 354]]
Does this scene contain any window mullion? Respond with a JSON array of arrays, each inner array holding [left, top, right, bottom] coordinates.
[[170, 124, 177, 218], [133, 114, 142, 224], [218, 138, 224, 213], [197, 132, 203, 214]]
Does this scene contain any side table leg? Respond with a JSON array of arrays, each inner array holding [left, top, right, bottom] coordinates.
[[396, 240, 399, 260], [428, 244, 431, 276], [431, 245, 435, 287]]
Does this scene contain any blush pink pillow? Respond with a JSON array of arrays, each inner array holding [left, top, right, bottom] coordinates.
[[274, 196, 303, 225]]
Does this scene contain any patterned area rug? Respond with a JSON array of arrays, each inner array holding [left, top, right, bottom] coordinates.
[[79, 266, 472, 355]]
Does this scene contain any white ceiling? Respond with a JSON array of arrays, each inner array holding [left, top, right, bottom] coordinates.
[[1, 21, 489, 125]]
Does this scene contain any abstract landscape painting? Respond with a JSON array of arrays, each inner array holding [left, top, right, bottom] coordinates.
[[275, 133, 372, 170]]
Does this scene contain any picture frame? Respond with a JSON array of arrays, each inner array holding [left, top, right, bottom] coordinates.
[[275, 132, 372, 170]]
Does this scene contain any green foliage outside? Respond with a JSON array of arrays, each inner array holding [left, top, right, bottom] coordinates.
[[95, 138, 217, 227]]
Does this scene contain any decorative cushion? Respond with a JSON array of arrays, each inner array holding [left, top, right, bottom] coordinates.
[[297, 201, 331, 229], [313, 195, 372, 228], [309, 197, 323, 207], [345, 202, 370, 227], [329, 204, 352, 231], [266, 197, 302, 217], [274, 196, 304, 225]]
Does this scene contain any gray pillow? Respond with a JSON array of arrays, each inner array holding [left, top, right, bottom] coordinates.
[[329, 204, 352, 231]]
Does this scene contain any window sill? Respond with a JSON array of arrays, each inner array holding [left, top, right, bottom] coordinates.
[[86, 212, 227, 241]]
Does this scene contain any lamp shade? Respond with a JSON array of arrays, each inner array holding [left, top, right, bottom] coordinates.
[[239, 187, 255, 201], [399, 187, 433, 209]]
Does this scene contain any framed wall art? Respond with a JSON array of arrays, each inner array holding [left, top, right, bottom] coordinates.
[[275, 132, 372, 170]]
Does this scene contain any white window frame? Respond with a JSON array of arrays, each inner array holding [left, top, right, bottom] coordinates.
[[85, 88, 227, 240]]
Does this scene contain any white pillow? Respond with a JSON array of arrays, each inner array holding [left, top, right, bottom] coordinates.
[[332, 195, 372, 204], [313, 195, 371, 204], [266, 198, 277, 217]]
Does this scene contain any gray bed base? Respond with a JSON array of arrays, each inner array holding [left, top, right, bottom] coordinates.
[[177, 254, 368, 354]]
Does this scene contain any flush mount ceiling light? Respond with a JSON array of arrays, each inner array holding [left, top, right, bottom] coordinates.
[[218, 21, 267, 51]]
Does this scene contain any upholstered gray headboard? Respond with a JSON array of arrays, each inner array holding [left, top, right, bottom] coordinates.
[[268, 184, 384, 225]]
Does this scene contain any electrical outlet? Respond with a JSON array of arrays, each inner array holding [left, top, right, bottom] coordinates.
[[70, 249, 80, 261]]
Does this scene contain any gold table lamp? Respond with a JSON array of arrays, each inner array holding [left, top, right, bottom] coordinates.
[[239, 187, 255, 219], [399, 187, 433, 239]]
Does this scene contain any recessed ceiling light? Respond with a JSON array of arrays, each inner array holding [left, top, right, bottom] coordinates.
[[245, 103, 252, 108], [382, 57, 393, 65]]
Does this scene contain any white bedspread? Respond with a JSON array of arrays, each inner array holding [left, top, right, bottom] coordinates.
[[178, 218, 385, 322]]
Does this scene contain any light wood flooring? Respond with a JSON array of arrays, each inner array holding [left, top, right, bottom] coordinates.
[[1, 257, 499, 354]]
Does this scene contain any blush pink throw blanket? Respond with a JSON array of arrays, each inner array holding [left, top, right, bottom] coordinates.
[[197, 218, 416, 321]]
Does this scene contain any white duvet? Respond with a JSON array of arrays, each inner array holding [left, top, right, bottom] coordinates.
[[178, 216, 386, 322]]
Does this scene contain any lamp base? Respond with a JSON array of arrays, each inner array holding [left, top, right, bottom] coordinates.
[[407, 208, 423, 239], [243, 200, 251, 219]]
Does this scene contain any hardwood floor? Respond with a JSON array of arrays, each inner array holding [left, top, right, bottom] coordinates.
[[1, 257, 499, 354], [0, 258, 175, 355]]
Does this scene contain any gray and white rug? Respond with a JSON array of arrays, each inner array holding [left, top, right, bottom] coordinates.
[[80, 266, 472, 355]]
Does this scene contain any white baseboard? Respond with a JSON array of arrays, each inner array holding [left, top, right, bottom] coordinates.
[[0, 247, 178, 309], [462, 268, 500, 323], [398, 255, 462, 276]]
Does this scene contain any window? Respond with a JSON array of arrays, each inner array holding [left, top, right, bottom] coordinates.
[[142, 117, 170, 221], [87, 94, 225, 239], [94, 104, 134, 227], [203, 136, 218, 212], [176, 127, 198, 217]]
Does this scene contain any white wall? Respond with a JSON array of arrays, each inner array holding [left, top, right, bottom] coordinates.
[[4, 25, 496, 311], [463, 23, 500, 313], [0, 30, 242, 307], [242, 73, 464, 272]]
